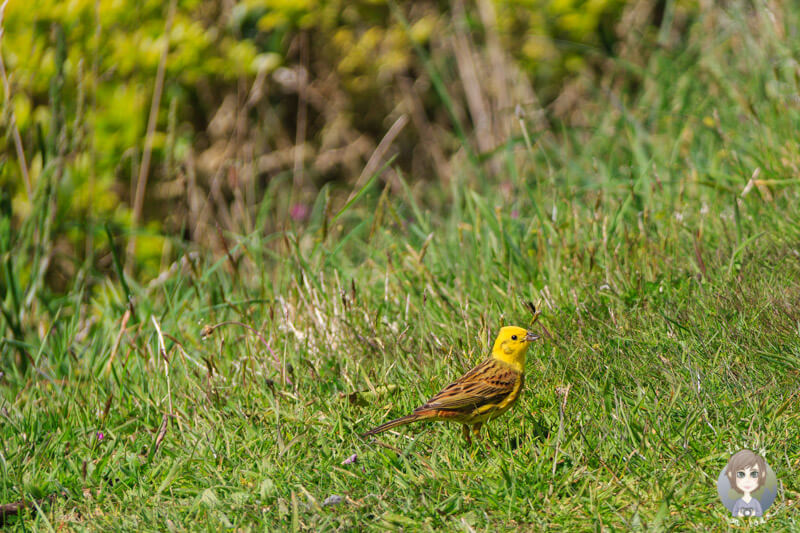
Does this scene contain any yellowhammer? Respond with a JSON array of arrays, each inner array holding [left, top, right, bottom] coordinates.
[[362, 326, 540, 443]]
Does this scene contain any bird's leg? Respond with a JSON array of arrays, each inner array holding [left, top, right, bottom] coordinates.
[[471, 423, 483, 442], [461, 424, 472, 444]]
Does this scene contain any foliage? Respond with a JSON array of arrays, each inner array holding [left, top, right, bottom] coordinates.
[[2, 0, 800, 530], [0, 0, 663, 283]]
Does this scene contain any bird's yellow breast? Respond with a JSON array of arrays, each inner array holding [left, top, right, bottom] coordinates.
[[472, 372, 524, 422], [495, 373, 524, 413]]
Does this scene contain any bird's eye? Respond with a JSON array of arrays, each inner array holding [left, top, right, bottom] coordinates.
[[511, 335, 518, 340]]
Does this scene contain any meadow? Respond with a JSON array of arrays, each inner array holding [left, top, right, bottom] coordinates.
[[2, 1, 800, 530]]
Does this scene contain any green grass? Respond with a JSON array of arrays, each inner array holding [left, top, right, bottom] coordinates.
[[3, 3, 800, 531]]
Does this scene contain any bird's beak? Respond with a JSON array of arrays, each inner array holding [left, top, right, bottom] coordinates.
[[525, 331, 540, 342]]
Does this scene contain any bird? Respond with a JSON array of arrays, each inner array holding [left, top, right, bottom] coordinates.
[[362, 326, 540, 443]]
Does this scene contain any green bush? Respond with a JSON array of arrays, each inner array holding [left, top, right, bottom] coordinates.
[[1, 0, 685, 288]]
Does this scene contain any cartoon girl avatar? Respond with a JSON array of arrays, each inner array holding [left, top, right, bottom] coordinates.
[[725, 449, 767, 517]]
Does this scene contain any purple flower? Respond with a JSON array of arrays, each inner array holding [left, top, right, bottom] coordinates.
[[290, 203, 310, 222], [96, 431, 104, 441], [341, 453, 357, 466], [511, 209, 519, 219]]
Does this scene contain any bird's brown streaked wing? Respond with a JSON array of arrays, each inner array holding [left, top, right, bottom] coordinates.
[[415, 359, 519, 412]]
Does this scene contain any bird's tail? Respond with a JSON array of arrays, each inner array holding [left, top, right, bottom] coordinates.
[[361, 411, 432, 438]]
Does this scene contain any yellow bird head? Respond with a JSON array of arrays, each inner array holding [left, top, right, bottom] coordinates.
[[491, 325, 540, 371]]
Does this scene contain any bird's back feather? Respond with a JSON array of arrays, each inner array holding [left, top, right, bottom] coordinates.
[[362, 357, 523, 436], [419, 358, 520, 413]]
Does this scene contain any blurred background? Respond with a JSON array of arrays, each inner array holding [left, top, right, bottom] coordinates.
[[3, 3, 800, 527], [2, 0, 698, 286]]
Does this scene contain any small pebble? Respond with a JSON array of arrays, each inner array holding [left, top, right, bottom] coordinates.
[[322, 495, 343, 507]]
